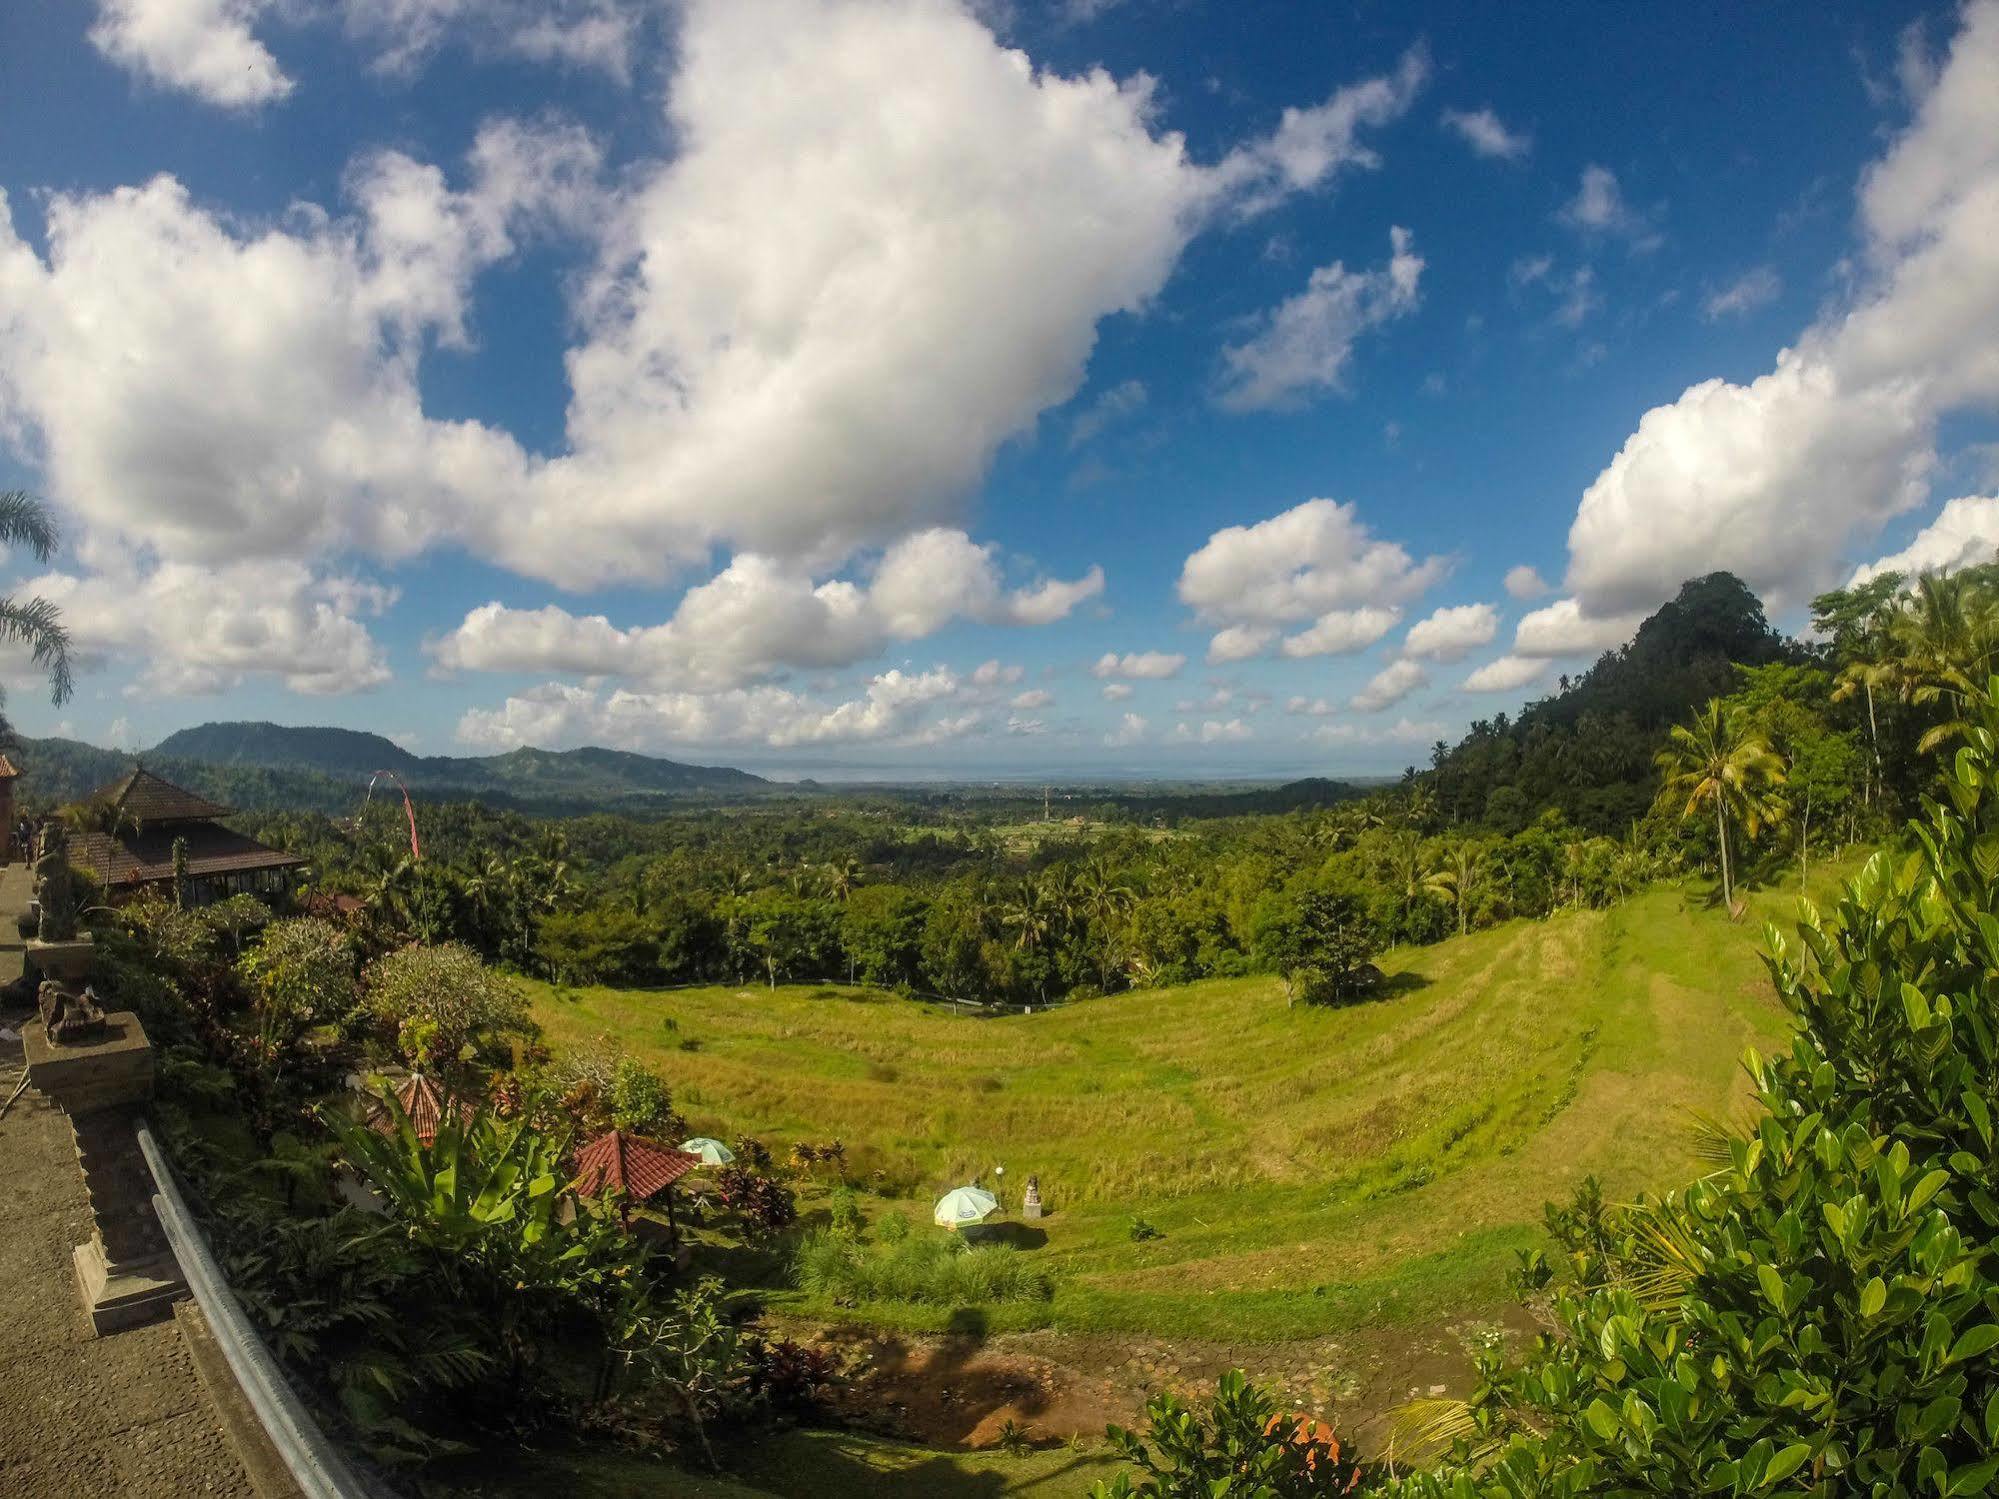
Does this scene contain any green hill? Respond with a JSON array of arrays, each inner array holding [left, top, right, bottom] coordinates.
[[3, 721, 774, 816], [1425, 572, 1802, 833], [143, 721, 773, 805], [525, 867, 1817, 1346], [149, 721, 421, 778]]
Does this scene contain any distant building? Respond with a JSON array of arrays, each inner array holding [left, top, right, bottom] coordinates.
[[67, 766, 306, 904]]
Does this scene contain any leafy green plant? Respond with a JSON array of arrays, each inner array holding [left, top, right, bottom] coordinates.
[[1382, 680, 1999, 1497], [793, 1228, 1049, 1306], [236, 916, 358, 1074], [364, 941, 529, 1069], [1128, 1216, 1162, 1242], [612, 1276, 751, 1469], [997, 1417, 1033, 1456], [327, 1094, 643, 1365], [1090, 1369, 1364, 1496], [609, 1054, 680, 1134]]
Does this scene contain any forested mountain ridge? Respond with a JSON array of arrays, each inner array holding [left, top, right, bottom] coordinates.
[[4, 722, 773, 815], [1422, 573, 1802, 834], [149, 721, 773, 800]]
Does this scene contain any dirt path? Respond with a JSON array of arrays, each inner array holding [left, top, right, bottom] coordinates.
[[775, 1301, 1545, 1454]]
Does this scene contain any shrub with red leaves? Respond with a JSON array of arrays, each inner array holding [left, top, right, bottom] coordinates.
[[712, 1166, 797, 1237], [744, 1335, 839, 1413]]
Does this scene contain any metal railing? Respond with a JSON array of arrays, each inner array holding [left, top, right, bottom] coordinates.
[[136, 1120, 375, 1499]]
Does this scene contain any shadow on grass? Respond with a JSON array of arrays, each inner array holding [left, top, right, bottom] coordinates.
[[969, 1222, 1048, 1251]]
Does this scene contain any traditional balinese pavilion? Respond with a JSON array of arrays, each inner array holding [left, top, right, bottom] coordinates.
[[67, 766, 306, 905], [369, 1073, 474, 1147], [571, 1129, 702, 1232]]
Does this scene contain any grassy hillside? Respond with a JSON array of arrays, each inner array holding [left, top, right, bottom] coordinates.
[[526, 871, 1815, 1343]]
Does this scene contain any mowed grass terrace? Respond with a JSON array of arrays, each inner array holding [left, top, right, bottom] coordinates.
[[525, 874, 1813, 1342]]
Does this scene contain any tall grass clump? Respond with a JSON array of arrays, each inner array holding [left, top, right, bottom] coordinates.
[[793, 1228, 1051, 1306]]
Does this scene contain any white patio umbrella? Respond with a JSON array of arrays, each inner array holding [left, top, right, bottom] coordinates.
[[682, 1137, 736, 1166], [933, 1185, 1000, 1230]]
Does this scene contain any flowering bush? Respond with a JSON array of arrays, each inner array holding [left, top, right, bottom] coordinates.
[[364, 942, 528, 1070]]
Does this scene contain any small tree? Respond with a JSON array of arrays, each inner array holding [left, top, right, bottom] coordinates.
[[1253, 887, 1378, 1006], [365, 942, 529, 1070], [237, 917, 358, 1073], [1091, 1369, 1365, 1497]]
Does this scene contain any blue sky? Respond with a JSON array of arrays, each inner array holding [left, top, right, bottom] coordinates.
[[3, 0, 1997, 779]]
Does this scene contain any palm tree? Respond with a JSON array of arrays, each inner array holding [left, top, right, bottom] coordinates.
[[825, 857, 863, 903], [1381, 830, 1435, 930], [1889, 571, 1999, 750], [1653, 699, 1786, 914], [1423, 840, 1487, 938], [999, 878, 1054, 953], [1074, 856, 1135, 989], [0, 491, 74, 718], [1831, 651, 1901, 803]]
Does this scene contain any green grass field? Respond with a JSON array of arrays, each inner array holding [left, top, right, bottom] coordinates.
[[526, 872, 1814, 1343]]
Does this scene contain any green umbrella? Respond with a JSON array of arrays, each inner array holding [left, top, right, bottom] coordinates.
[[933, 1185, 999, 1230], [682, 1137, 736, 1166]]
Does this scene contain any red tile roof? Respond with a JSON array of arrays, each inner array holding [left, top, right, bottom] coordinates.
[[0, 755, 18, 780], [371, 1074, 473, 1146], [571, 1130, 701, 1202]]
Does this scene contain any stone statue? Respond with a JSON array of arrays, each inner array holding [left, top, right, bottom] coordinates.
[[38, 979, 107, 1046], [34, 826, 78, 943], [1022, 1174, 1043, 1221]]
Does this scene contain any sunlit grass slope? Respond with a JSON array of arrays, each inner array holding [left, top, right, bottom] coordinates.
[[526, 873, 1820, 1341]]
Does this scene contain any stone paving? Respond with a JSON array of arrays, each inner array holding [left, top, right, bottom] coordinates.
[[0, 859, 256, 1498]]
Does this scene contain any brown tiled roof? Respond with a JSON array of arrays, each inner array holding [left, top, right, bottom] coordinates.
[[90, 766, 234, 825], [0, 755, 19, 779], [571, 1130, 700, 1202], [69, 821, 305, 887], [371, 1074, 473, 1146]]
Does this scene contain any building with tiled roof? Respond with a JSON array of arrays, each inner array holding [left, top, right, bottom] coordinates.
[[66, 766, 305, 903], [571, 1129, 702, 1229], [369, 1074, 473, 1147]]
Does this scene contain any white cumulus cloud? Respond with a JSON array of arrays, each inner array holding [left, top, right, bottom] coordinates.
[[1092, 650, 1187, 680], [1850, 495, 1999, 583], [430, 531, 1101, 691], [1178, 498, 1446, 627], [89, 0, 292, 109], [1512, 597, 1644, 659], [1216, 227, 1423, 410], [1279, 605, 1401, 658], [1402, 602, 1498, 662], [457, 666, 965, 751], [1351, 658, 1427, 712], [1551, 0, 1999, 630], [1462, 654, 1547, 693]]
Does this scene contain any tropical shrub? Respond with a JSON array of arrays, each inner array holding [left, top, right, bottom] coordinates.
[[612, 1276, 754, 1468], [793, 1227, 1050, 1305], [610, 1054, 680, 1135], [712, 1166, 797, 1237], [329, 1096, 643, 1363], [1089, 1369, 1365, 1497], [236, 916, 358, 1068], [364, 941, 529, 1069], [224, 1205, 495, 1464], [1380, 682, 1999, 1497]]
